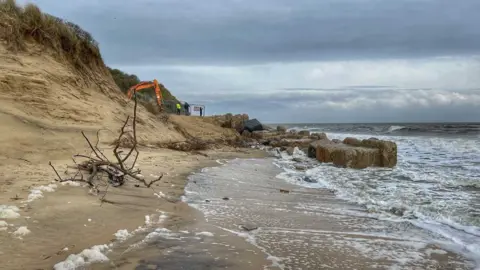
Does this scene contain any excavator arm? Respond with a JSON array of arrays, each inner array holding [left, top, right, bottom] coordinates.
[[126, 79, 163, 109]]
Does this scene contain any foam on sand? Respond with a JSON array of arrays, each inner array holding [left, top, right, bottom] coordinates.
[[195, 231, 214, 237], [114, 229, 132, 242], [154, 191, 166, 199], [60, 181, 82, 187], [53, 245, 110, 270], [25, 184, 58, 202], [13, 226, 31, 238], [0, 220, 9, 231], [0, 205, 20, 219], [54, 212, 170, 268]]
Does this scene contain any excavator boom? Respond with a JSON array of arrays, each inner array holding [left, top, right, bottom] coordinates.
[[126, 79, 163, 110]]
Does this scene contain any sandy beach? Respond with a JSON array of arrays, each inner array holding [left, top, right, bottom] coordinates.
[[0, 145, 272, 270]]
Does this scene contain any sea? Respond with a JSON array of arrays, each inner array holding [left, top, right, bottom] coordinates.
[[183, 123, 480, 269]]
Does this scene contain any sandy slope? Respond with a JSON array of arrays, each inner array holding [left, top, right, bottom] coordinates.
[[0, 42, 239, 182], [0, 43, 238, 162]]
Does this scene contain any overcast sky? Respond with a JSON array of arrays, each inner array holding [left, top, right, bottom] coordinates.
[[21, 0, 480, 123]]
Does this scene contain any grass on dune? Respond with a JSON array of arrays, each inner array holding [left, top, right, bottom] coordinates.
[[0, 0, 104, 71]]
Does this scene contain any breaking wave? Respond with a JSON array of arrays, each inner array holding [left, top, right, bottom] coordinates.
[[271, 132, 480, 267], [284, 123, 480, 137]]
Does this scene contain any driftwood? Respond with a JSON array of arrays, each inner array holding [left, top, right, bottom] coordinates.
[[49, 94, 163, 194]]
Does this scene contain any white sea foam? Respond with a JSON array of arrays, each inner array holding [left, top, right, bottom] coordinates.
[[13, 226, 31, 238], [114, 229, 131, 242], [25, 184, 58, 202], [53, 245, 110, 270], [387, 125, 405, 133], [0, 205, 20, 219], [60, 181, 82, 187], [154, 191, 166, 198], [145, 228, 179, 241], [195, 231, 214, 237], [145, 215, 151, 225]]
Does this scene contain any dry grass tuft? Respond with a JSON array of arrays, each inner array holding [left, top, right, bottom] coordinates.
[[0, 0, 104, 71]]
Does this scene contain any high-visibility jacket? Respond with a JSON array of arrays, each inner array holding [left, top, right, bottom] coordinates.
[[176, 103, 181, 109]]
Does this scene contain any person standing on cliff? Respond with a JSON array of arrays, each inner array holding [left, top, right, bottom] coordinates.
[[184, 102, 190, 116], [199, 106, 203, 117], [176, 103, 181, 115]]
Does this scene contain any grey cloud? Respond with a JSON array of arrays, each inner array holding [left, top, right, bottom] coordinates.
[[21, 0, 480, 66], [183, 88, 480, 123]]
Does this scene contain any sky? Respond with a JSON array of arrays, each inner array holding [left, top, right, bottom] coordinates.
[[20, 0, 480, 123]]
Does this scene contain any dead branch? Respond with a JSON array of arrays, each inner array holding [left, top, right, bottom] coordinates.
[[113, 115, 130, 171], [49, 93, 164, 198], [81, 131, 103, 161], [49, 161, 63, 181], [128, 148, 139, 171], [95, 129, 110, 162], [74, 154, 102, 162], [121, 94, 138, 163]]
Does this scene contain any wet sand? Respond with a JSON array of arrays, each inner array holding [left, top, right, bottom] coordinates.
[[183, 157, 474, 269], [94, 207, 272, 270]]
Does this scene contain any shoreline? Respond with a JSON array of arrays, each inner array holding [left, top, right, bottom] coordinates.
[[183, 153, 475, 269], [0, 146, 271, 270]]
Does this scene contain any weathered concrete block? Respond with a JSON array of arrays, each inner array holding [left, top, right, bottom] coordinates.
[[311, 137, 397, 169], [360, 138, 397, 167], [308, 139, 331, 159]]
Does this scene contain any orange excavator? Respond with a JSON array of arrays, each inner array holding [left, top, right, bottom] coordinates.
[[126, 79, 164, 111]]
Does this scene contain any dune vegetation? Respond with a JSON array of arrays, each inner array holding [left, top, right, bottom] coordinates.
[[108, 67, 180, 103], [0, 0, 183, 117], [0, 0, 104, 71]]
